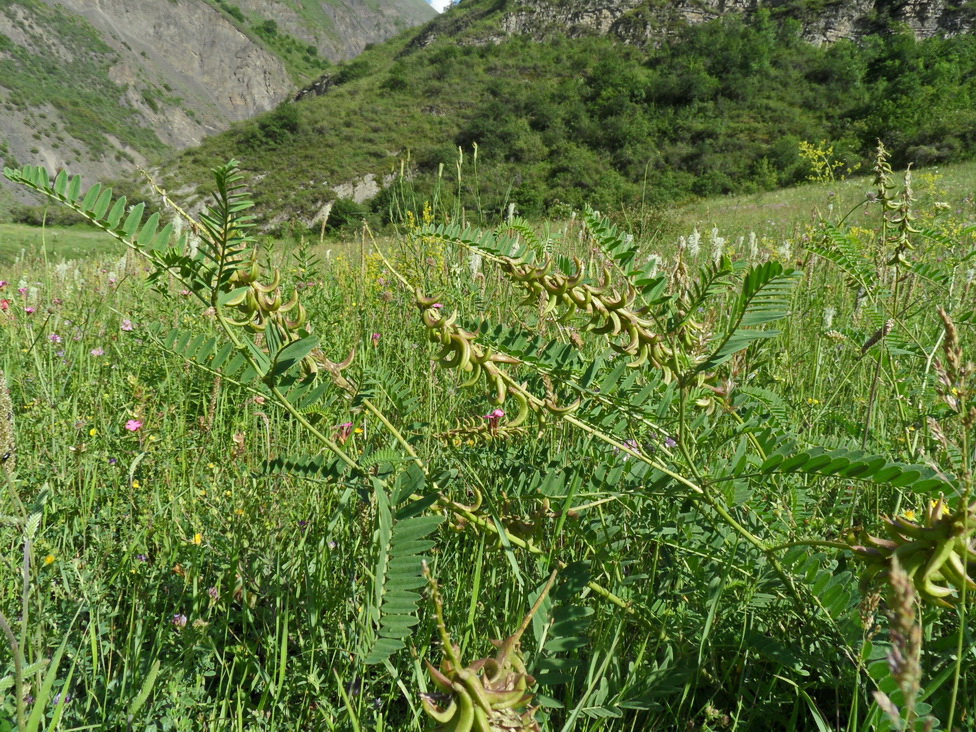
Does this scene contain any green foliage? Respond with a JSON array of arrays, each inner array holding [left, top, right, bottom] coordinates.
[[215, 0, 245, 23], [3, 155, 976, 730], [327, 197, 371, 231], [244, 103, 302, 150]]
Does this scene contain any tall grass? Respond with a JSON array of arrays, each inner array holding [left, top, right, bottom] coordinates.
[[0, 152, 973, 731]]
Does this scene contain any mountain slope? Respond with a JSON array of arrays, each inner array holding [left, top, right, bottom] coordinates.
[[156, 0, 976, 229], [0, 0, 435, 201]]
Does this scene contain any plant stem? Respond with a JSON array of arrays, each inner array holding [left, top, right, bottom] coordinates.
[[0, 609, 25, 731], [946, 407, 972, 731]]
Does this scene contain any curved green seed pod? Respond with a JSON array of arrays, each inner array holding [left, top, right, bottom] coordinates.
[[544, 398, 580, 416], [251, 269, 281, 293], [627, 343, 650, 369], [505, 390, 531, 428], [459, 361, 483, 388], [488, 374, 507, 406]]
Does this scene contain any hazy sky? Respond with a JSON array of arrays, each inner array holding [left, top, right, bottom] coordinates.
[[428, 0, 452, 11]]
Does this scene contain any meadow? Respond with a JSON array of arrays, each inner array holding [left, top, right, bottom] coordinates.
[[0, 150, 974, 731]]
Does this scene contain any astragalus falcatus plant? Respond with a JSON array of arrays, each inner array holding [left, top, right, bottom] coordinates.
[[5, 153, 973, 727]]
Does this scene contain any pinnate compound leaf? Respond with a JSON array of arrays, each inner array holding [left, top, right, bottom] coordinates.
[[366, 480, 443, 665], [761, 443, 953, 495], [694, 261, 800, 374]]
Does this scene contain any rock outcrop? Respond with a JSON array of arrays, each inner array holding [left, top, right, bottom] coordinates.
[[410, 0, 975, 49], [53, 0, 292, 140]]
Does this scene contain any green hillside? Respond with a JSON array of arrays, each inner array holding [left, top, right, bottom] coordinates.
[[165, 0, 976, 229]]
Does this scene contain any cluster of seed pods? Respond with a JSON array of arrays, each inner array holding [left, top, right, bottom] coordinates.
[[223, 257, 307, 334], [497, 256, 678, 372], [847, 497, 976, 606], [416, 289, 581, 428]]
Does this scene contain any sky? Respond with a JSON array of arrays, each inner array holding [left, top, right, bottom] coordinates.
[[428, 0, 452, 11]]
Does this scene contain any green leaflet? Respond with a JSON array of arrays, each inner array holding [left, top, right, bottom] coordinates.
[[271, 335, 319, 380], [418, 221, 525, 259], [2, 165, 179, 263], [122, 201, 145, 238], [808, 222, 876, 292], [261, 454, 349, 483], [157, 326, 268, 389], [532, 563, 594, 687]]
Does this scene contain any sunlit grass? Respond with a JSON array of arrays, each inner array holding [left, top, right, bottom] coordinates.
[[1, 158, 974, 730]]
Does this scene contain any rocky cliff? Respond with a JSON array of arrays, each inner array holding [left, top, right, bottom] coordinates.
[[234, 0, 438, 61], [0, 0, 435, 201]]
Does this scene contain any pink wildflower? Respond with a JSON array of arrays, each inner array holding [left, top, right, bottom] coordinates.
[[24, 306, 35, 314], [483, 408, 505, 433], [125, 419, 143, 432], [371, 333, 381, 345], [335, 422, 353, 444], [121, 319, 134, 331], [90, 347, 105, 356], [48, 333, 62, 344]]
